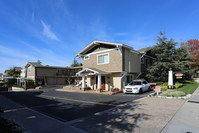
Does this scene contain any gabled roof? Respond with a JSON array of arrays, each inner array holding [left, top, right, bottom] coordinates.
[[138, 47, 152, 53], [25, 62, 43, 68], [76, 40, 134, 57], [36, 65, 82, 69], [76, 67, 110, 76], [13, 67, 22, 71], [25, 62, 82, 69]]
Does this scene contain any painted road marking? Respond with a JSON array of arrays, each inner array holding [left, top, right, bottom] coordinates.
[[40, 94, 116, 106]]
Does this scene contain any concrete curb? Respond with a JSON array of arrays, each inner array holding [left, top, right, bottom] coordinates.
[[148, 92, 192, 99]]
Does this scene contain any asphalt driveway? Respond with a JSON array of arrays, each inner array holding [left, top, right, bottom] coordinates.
[[1, 88, 152, 122]]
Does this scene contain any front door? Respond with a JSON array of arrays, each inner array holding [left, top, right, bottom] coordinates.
[[96, 76, 106, 90]]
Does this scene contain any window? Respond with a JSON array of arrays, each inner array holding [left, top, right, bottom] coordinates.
[[28, 68, 31, 73], [97, 53, 109, 64], [84, 55, 89, 60], [126, 75, 133, 84]]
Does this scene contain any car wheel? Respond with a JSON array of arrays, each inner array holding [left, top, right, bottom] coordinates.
[[139, 88, 143, 94]]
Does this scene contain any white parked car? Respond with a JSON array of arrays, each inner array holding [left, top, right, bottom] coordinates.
[[123, 79, 151, 94]]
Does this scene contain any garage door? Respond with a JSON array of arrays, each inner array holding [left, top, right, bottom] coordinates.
[[46, 77, 56, 85], [56, 78, 65, 85]]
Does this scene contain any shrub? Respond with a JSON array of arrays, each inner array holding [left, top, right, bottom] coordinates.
[[156, 82, 164, 85], [161, 90, 186, 97], [25, 79, 34, 82], [0, 117, 25, 133], [162, 82, 168, 86], [0, 106, 4, 114], [160, 86, 168, 91], [174, 82, 183, 89]]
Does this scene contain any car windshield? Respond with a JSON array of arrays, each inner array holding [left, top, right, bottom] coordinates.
[[129, 81, 142, 85]]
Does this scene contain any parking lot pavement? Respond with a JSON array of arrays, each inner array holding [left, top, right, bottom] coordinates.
[[0, 95, 86, 133], [72, 97, 185, 133], [1, 89, 153, 122]]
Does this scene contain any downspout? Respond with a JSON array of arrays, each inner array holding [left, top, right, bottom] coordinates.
[[121, 71, 127, 89], [140, 52, 146, 64], [136, 72, 142, 79], [137, 52, 146, 80]]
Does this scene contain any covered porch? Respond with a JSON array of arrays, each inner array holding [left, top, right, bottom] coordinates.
[[77, 68, 117, 91]]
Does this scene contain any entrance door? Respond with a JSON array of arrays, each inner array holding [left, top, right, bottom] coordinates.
[[96, 76, 106, 90], [101, 76, 106, 90]]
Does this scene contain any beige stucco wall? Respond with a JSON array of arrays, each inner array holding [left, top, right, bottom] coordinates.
[[36, 68, 57, 77], [86, 73, 122, 91], [26, 66, 35, 80], [111, 73, 121, 89], [124, 48, 141, 73], [56, 78, 65, 85], [83, 49, 122, 72], [87, 76, 96, 90]]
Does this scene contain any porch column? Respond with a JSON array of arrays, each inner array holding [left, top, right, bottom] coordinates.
[[82, 75, 86, 88], [17, 79, 19, 86], [97, 74, 101, 89]]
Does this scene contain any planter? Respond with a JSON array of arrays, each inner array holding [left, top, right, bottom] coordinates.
[[111, 88, 120, 94]]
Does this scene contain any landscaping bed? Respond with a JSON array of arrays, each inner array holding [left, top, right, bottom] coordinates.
[[0, 106, 25, 133], [60, 85, 114, 95], [149, 80, 199, 99]]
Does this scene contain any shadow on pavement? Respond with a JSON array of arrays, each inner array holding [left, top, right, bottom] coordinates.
[[0, 91, 145, 123], [72, 101, 151, 133]]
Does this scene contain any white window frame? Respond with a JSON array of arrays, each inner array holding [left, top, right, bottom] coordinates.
[[28, 68, 31, 73], [97, 53, 109, 65]]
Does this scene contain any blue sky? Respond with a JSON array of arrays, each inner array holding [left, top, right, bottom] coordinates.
[[0, 0, 199, 73]]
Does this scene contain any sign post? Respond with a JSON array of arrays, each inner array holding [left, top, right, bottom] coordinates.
[[155, 85, 161, 95], [168, 68, 173, 89]]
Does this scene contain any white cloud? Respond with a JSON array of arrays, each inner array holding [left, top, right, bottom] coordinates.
[[41, 20, 59, 41]]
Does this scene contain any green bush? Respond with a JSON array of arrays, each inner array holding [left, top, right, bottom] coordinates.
[[161, 90, 186, 97], [0, 117, 25, 133], [162, 82, 168, 86], [174, 82, 183, 89], [156, 82, 164, 85], [160, 86, 168, 91], [0, 106, 4, 114], [25, 79, 34, 82]]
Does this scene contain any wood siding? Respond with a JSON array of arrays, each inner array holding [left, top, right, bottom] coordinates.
[[83, 49, 122, 72]]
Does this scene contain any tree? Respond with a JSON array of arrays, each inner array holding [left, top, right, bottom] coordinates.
[[146, 32, 193, 82], [185, 39, 199, 70], [174, 45, 194, 79], [70, 58, 82, 67], [37, 60, 42, 64], [4, 67, 21, 86]]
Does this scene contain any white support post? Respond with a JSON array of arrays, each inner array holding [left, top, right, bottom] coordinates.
[[97, 74, 101, 89], [82, 75, 86, 89], [17, 79, 18, 86], [168, 68, 173, 89]]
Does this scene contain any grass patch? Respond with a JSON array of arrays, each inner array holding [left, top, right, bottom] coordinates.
[[161, 90, 186, 97], [175, 81, 199, 94]]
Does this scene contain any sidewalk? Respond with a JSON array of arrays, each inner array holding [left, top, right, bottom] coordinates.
[[0, 95, 87, 133], [162, 87, 199, 133]]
